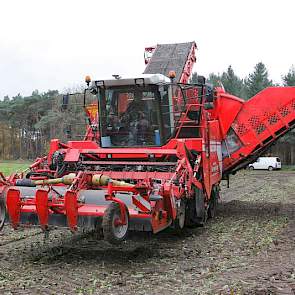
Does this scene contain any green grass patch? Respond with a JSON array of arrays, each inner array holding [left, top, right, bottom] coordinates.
[[0, 160, 32, 176], [281, 165, 295, 171]]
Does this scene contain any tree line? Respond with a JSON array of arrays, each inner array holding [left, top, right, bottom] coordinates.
[[191, 62, 295, 147], [0, 62, 295, 160], [191, 63, 295, 99], [0, 90, 87, 160]]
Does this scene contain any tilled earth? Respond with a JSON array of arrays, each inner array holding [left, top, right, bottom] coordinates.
[[0, 171, 294, 295]]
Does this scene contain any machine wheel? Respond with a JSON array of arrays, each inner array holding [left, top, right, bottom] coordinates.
[[249, 166, 254, 170], [208, 186, 219, 219], [185, 188, 207, 227], [173, 199, 186, 230], [268, 166, 274, 171], [0, 198, 6, 232], [102, 202, 129, 245]]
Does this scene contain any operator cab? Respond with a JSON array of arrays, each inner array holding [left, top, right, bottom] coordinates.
[[90, 74, 204, 147]]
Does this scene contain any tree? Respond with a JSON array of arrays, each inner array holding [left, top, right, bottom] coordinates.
[[245, 62, 273, 99], [220, 65, 246, 98], [206, 68, 246, 98], [207, 73, 222, 87], [189, 72, 198, 83], [280, 66, 295, 144], [282, 66, 295, 86]]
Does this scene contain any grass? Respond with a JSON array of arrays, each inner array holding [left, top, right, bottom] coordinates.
[[0, 160, 32, 176], [281, 165, 295, 171]]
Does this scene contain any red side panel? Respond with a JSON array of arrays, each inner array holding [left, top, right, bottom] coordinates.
[[35, 189, 49, 230], [64, 191, 78, 232], [202, 120, 222, 198], [64, 149, 80, 162], [6, 188, 21, 229], [215, 91, 244, 137]]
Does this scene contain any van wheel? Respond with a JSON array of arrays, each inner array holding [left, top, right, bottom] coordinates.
[[249, 166, 254, 170], [268, 166, 274, 171]]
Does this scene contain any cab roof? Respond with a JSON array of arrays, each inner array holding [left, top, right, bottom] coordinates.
[[92, 74, 171, 88]]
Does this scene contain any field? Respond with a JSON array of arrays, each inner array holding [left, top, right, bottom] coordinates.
[[0, 161, 32, 176], [0, 170, 294, 294]]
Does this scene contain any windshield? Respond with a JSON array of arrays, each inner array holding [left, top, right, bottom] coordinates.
[[99, 84, 174, 147]]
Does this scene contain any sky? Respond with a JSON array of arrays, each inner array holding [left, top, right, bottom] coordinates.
[[0, 0, 294, 99]]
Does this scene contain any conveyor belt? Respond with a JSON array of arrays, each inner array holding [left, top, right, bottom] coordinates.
[[144, 42, 195, 83]]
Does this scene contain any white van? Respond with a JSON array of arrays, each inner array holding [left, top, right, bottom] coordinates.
[[249, 157, 281, 171]]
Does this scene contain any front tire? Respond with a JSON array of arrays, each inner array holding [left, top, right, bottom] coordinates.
[[102, 202, 129, 245]]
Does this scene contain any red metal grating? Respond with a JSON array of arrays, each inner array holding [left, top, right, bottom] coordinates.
[[235, 122, 249, 136], [248, 115, 260, 128], [255, 123, 266, 134], [268, 114, 279, 125], [248, 116, 266, 135], [279, 105, 290, 117]]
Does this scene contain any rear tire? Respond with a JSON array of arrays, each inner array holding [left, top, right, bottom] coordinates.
[[185, 188, 207, 227], [0, 198, 5, 232], [208, 186, 219, 219], [173, 199, 186, 230], [249, 166, 254, 170], [268, 166, 274, 171], [102, 202, 129, 245]]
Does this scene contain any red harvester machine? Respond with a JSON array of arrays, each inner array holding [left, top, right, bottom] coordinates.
[[0, 42, 295, 244]]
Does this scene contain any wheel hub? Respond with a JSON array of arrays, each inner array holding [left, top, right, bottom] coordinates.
[[112, 212, 128, 239]]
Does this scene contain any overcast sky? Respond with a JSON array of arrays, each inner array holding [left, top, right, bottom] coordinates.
[[0, 0, 294, 98]]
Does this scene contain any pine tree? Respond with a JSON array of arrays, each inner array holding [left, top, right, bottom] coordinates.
[[245, 62, 273, 99], [282, 66, 295, 86], [207, 73, 221, 87], [220, 66, 245, 98], [189, 72, 198, 83]]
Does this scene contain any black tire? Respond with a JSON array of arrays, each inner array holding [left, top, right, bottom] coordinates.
[[102, 202, 129, 245], [268, 166, 274, 171], [185, 188, 207, 227], [208, 186, 219, 219], [173, 199, 186, 230], [0, 198, 6, 232], [249, 166, 254, 170]]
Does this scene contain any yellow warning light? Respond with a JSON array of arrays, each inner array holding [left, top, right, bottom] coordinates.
[[85, 75, 91, 86], [168, 71, 176, 79]]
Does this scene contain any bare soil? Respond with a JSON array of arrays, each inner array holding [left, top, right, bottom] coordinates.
[[0, 171, 294, 295]]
